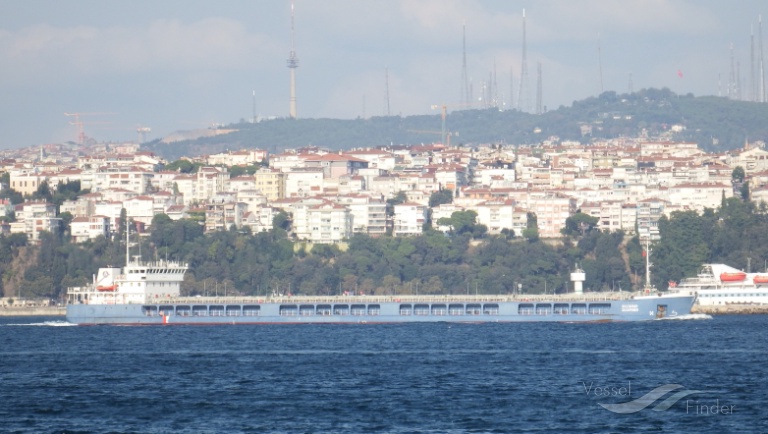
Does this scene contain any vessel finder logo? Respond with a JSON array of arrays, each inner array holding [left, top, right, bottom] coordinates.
[[582, 382, 722, 414]]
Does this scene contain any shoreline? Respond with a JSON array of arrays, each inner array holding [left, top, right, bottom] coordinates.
[[0, 307, 66, 316], [691, 304, 768, 315], [1, 305, 767, 317]]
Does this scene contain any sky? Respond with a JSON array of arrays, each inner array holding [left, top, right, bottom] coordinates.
[[0, 0, 765, 149]]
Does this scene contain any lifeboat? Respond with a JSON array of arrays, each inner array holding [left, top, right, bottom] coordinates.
[[96, 285, 117, 292], [720, 272, 747, 282], [753, 275, 768, 284]]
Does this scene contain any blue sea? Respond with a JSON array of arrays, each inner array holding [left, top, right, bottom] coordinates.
[[0, 315, 766, 433]]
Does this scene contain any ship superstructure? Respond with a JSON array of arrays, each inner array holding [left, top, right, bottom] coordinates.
[[673, 263, 768, 306]]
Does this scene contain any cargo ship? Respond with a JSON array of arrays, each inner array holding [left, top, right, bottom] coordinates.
[[65, 255, 695, 325]]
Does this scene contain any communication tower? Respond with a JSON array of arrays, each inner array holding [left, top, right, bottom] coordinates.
[[287, 0, 299, 118], [517, 9, 530, 112]]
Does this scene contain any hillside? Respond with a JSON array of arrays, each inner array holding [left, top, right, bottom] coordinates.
[[143, 88, 768, 160]]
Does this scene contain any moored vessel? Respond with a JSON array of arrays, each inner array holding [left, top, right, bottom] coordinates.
[[672, 263, 768, 306]]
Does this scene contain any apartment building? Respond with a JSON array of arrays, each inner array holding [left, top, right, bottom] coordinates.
[[71, 216, 110, 243], [393, 202, 427, 236], [253, 168, 286, 201], [92, 166, 153, 194]]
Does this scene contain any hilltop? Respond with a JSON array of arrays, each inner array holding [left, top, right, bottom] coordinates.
[[144, 88, 768, 160]]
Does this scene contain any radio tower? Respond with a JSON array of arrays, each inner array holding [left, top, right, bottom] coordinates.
[[598, 33, 604, 94], [751, 25, 756, 101], [536, 62, 542, 114], [461, 23, 470, 107], [729, 43, 737, 99], [759, 15, 766, 103], [385, 67, 391, 116], [517, 9, 530, 112], [509, 67, 515, 110], [287, 0, 299, 118]]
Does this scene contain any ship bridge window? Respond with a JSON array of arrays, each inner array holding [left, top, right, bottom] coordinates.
[[431, 304, 447, 316], [518, 303, 534, 315], [210, 305, 225, 317], [413, 304, 430, 316], [588, 303, 611, 315], [466, 304, 482, 315], [243, 305, 261, 316]]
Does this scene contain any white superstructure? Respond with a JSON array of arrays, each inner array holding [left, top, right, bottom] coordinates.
[[67, 259, 188, 305], [674, 264, 768, 306], [66, 224, 188, 306]]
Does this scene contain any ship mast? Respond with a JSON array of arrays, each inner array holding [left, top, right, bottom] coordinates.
[[644, 237, 653, 293], [125, 218, 132, 267]]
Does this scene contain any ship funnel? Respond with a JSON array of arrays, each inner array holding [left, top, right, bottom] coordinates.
[[571, 264, 586, 294]]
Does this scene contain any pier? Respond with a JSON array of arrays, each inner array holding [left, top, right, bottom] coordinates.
[[692, 304, 768, 315]]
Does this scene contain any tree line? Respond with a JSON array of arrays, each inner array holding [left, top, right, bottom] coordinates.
[[143, 87, 768, 161]]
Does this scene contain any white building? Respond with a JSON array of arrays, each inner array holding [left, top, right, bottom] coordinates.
[[285, 169, 324, 198], [70, 216, 110, 243], [393, 202, 427, 236]]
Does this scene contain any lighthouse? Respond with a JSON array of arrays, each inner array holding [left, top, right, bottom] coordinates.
[[571, 265, 586, 294]]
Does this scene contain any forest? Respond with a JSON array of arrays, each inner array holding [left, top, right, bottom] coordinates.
[[143, 88, 768, 161], [3, 191, 767, 303]]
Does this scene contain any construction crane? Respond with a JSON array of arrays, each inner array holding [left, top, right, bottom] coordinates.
[[64, 112, 115, 144], [430, 102, 479, 147]]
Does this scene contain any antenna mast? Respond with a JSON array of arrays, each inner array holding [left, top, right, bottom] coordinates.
[[517, 9, 530, 112], [598, 33, 604, 94], [461, 22, 469, 107], [759, 15, 766, 103], [252, 90, 257, 123], [385, 67, 391, 116], [751, 25, 756, 101], [287, 0, 299, 118], [644, 238, 653, 292], [125, 219, 130, 267], [536, 62, 542, 114]]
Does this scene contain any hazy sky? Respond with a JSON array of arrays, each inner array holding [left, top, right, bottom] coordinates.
[[0, 0, 765, 149]]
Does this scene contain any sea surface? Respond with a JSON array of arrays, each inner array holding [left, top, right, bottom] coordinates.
[[0, 315, 766, 433]]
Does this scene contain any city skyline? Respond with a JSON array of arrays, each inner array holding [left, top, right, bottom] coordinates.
[[0, 0, 765, 149]]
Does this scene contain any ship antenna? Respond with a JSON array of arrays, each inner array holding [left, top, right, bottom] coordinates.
[[125, 218, 130, 267], [644, 237, 653, 293]]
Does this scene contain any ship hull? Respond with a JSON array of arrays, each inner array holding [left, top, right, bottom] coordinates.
[[66, 294, 695, 325]]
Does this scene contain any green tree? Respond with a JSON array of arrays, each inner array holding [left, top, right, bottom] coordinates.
[[164, 159, 200, 173], [562, 212, 600, 237], [437, 210, 478, 235], [732, 166, 745, 183], [522, 212, 539, 242], [428, 189, 453, 207], [386, 191, 407, 217]]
